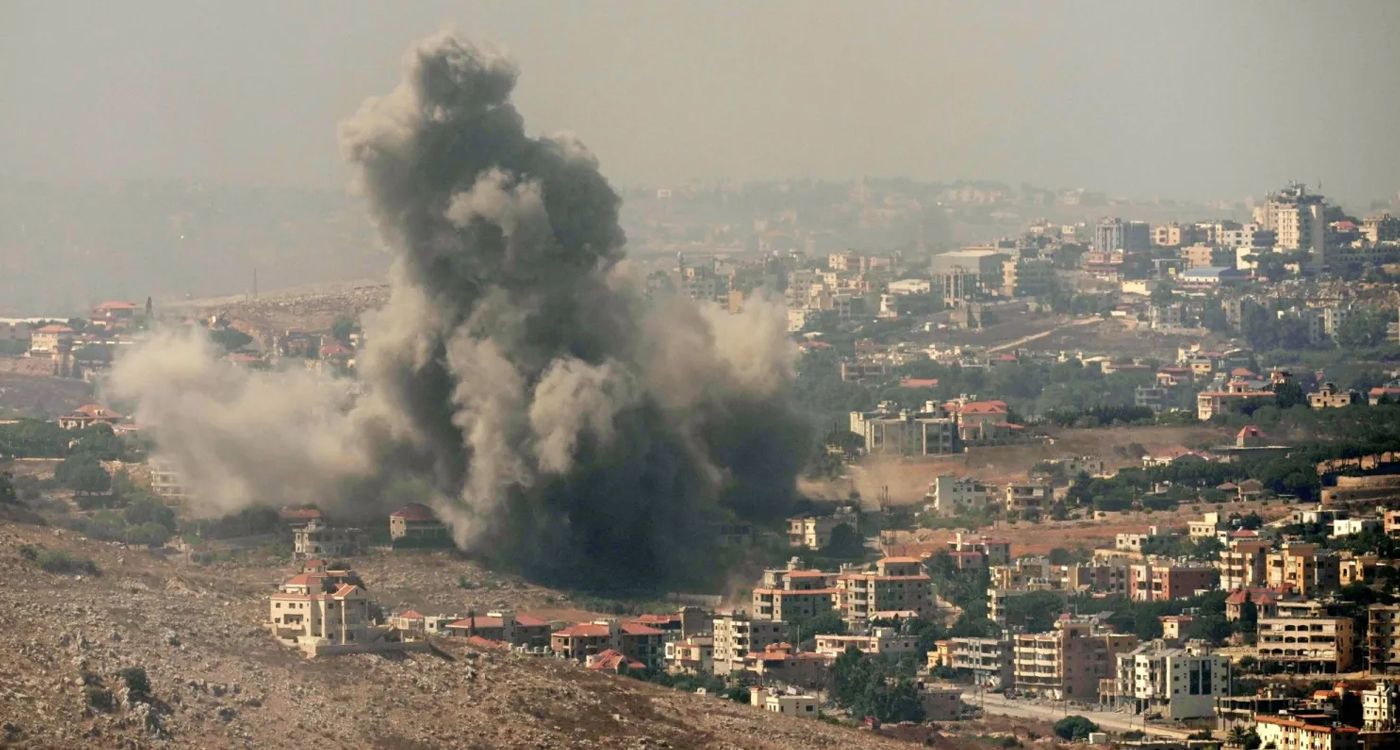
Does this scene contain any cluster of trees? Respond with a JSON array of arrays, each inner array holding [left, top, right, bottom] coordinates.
[[831, 647, 926, 723]]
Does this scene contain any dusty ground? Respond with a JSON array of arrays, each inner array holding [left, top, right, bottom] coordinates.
[[0, 516, 920, 750], [883, 498, 1293, 558], [802, 423, 1235, 507]]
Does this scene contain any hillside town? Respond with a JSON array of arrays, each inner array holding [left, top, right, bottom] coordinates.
[[3, 177, 1400, 748]]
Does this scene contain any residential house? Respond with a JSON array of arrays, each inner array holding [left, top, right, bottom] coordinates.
[[444, 610, 551, 648], [1362, 681, 1399, 731], [1266, 542, 1341, 597], [388, 503, 451, 547], [926, 475, 993, 516], [1127, 562, 1219, 602], [941, 637, 1013, 688], [752, 561, 837, 623], [1220, 537, 1274, 590], [57, 403, 123, 431], [665, 635, 714, 674], [550, 620, 666, 669], [813, 627, 920, 659], [1309, 382, 1362, 410], [743, 642, 828, 688], [750, 686, 818, 718], [1003, 482, 1052, 515], [1254, 714, 1360, 750], [28, 324, 74, 355], [786, 507, 858, 550], [267, 566, 403, 657]]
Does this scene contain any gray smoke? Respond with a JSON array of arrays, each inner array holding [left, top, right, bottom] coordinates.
[[108, 31, 810, 587]]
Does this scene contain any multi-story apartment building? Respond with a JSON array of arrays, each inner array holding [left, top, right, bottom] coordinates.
[[1369, 605, 1400, 674], [1003, 482, 1053, 515], [1220, 537, 1273, 590], [1013, 618, 1137, 701], [752, 561, 837, 623], [834, 557, 935, 627], [1256, 616, 1355, 673], [926, 475, 993, 515], [1253, 183, 1329, 270], [1266, 542, 1340, 597], [1106, 641, 1230, 720], [949, 532, 1012, 565], [1127, 563, 1219, 603], [712, 612, 787, 675], [550, 620, 666, 669], [1362, 681, 1400, 732], [942, 637, 1013, 688], [1068, 560, 1130, 596]]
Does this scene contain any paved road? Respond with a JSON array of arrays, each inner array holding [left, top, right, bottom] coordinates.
[[962, 690, 1195, 739]]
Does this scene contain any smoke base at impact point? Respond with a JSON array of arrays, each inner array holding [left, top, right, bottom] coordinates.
[[106, 30, 812, 588]]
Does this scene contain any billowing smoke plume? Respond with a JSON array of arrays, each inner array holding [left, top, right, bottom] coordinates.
[[108, 31, 810, 586]]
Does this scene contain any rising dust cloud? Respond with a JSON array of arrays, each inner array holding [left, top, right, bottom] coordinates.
[[107, 31, 811, 587]]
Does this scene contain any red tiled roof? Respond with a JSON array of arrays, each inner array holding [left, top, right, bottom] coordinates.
[[898, 377, 940, 389], [553, 623, 614, 638], [785, 570, 829, 578], [94, 301, 138, 310], [332, 584, 359, 598], [960, 401, 1009, 414], [390, 503, 437, 522], [447, 616, 504, 630], [879, 556, 924, 564], [279, 507, 323, 521], [398, 609, 424, 620], [587, 649, 644, 672], [466, 635, 511, 650], [620, 623, 664, 636], [1237, 425, 1264, 438], [1225, 588, 1279, 605], [34, 324, 74, 334]]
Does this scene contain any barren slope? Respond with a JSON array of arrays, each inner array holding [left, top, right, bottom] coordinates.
[[0, 519, 904, 750]]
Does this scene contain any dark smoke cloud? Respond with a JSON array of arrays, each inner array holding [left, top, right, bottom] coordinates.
[[109, 31, 810, 587]]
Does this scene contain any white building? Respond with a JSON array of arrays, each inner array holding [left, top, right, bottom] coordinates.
[[1109, 641, 1230, 720], [750, 686, 818, 717], [712, 612, 786, 675], [1363, 681, 1400, 732], [926, 475, 993, 515], [1331, 517, 1381, 538]]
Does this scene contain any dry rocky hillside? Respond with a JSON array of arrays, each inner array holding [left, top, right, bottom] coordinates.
[[0, 516, 912, 750]]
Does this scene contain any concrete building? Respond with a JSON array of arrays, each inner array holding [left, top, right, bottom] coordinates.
[[28, 324, 74, 355], [550, 620, 666, 670], [834, 557, 935, 627], [1220, 537, 1274, 590], [1266, 542, 1340, 597], [1256, 616, 1355, 673], [712, 612, 787, 675], [1003, 482, 1052, 515], [292, 519, 365, 561], [926, 475, 993, 516], [1012, 617, 1138, 701], [1002, 257, 1056, 298], [388, 503, 451, 547], [1254, 714, 1359, 750], [443, 610, 551, 648], [267, 566, 408, 657], [1308, 382, 1362, 410], [942, 637, 1013, 688], [1362, 681, 1400, 731], [1095, 218, 1151, 255], [1127, 563, 1219, 602], [665, 635, 714, 675], [753, 560, 837, 623], [1369, 605, 1400, 674], [849, 403, 960, 456], [786, 507, 859, 550], [930, 247, 1010, 295], [1106, 641, 1230, 720], [750, 686, 818, 718], [1254, 183, 1329, 270], [814, 627, 920, 659]]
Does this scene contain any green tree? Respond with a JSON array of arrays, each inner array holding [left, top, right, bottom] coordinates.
[[1336, 308, 1389, 349], [0, 472, 16, 505], [56, 455, 112, 495], [332, 315, 358, 344], [1054, 716, 1099, 741], [209, 327, 253, 352], [822, 523, 865, 558]]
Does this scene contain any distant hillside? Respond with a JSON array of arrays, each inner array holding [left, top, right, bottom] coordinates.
[[0, 178, 389, 316]]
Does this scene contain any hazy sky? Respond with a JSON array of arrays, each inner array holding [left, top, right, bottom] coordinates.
[[4, 1, 1400, 204]]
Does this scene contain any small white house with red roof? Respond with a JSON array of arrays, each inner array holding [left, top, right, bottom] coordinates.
[[57, 403, 123, 431]]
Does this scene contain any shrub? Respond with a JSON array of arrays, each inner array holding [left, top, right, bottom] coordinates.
[[119, 667, 152, 703], [21, 545, 100, 576], [85, 685, 115, 712], [1053, 715, 1099, 741]]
